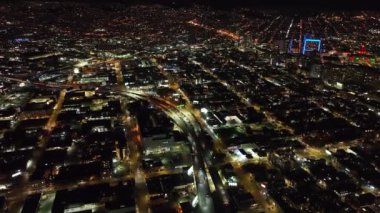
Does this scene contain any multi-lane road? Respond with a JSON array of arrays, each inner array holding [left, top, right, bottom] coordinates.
[[1, 71, 217, 213]]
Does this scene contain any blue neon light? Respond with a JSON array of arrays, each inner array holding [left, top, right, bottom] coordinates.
[[288, 39, 293, 54], [302, 38, 321, 55]]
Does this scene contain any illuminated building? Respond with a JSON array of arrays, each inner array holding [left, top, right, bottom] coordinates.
[[346, 47, 377, 67], [302, 38, 322, 55]]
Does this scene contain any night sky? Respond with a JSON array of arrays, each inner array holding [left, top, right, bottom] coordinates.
[[8, 0, 380, 10]]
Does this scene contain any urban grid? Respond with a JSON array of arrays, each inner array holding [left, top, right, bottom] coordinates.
[[0, 1, 379, 213]]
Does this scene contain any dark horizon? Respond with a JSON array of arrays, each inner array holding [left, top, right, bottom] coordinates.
[[5, 0, 380, 10]]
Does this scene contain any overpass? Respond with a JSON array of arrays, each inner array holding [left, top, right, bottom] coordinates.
[[1, 75, 215, 213]]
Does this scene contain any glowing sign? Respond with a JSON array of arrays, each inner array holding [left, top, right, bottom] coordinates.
[[349, 56, 376, 63], [302, 38, 321, 55]]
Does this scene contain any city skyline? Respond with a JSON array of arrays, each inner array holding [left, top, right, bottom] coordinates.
[[6, 0, 380, 10], [0, 1, 379, 213]]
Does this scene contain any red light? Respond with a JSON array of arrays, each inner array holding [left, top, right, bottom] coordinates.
[[359, 46, 368, 54]]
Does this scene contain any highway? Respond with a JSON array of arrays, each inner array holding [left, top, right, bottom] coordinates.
[[143, 94, 215, 213], [106, 60, 214, 212], [152, 59, 236, 209], [1, 71, 202, 212], [3, 52, 369, 213], [111, 60, 151, 213], [1, 55, 324, 213], [1, 58, 279, 213]]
